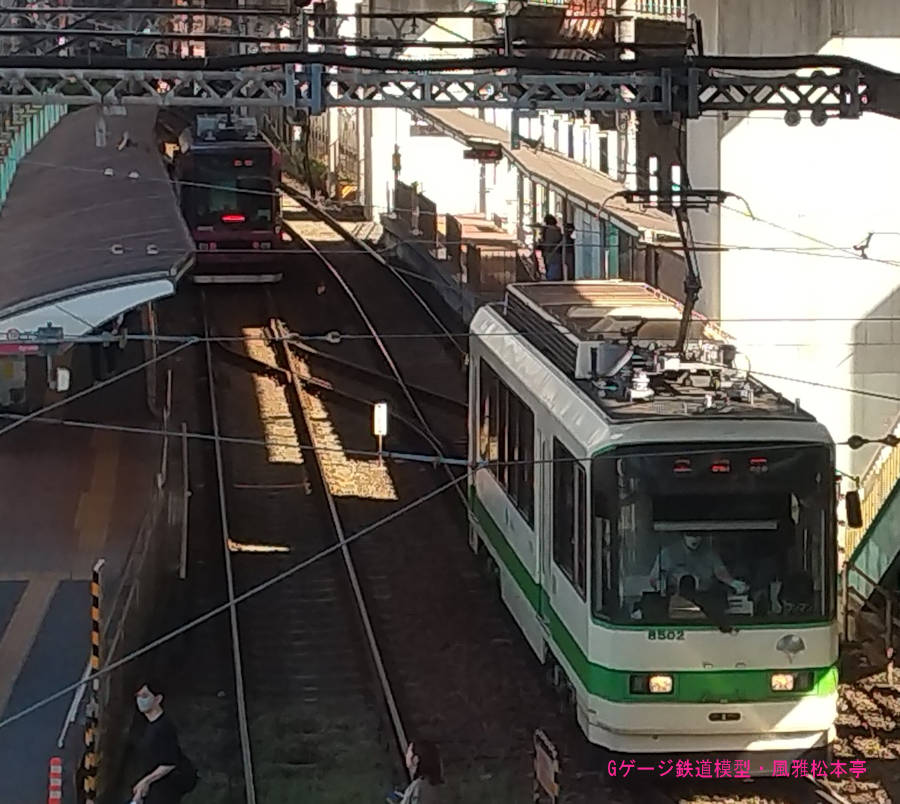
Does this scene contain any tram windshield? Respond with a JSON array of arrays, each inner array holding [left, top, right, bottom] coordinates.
[[591, 443, 835, 627], [184, 152, 275, 228]]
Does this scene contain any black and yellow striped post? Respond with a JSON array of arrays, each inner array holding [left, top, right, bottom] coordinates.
[[533, 729, 559, 804], [83, 558, 105, 804]]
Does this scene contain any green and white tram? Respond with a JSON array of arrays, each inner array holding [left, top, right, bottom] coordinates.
[[467, 281, 839, 766]]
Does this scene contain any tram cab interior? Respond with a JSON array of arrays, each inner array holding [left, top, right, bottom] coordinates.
[[590, 445, 835, 631]]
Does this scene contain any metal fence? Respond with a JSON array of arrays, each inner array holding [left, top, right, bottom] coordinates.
[[633, 0, 686, 20], [85, 372, 185, 802]]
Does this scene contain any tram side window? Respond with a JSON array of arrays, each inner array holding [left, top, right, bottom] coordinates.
[[553, 439, 587, 598], [591, 467, 616, 619], [478, 359, 534, 525]]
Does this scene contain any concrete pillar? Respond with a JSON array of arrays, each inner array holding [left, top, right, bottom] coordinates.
[[617, 0, 638, 191]]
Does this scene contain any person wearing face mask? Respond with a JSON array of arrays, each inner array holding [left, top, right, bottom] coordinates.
[[130, 679, 197, 803], [388, 740, 444, 804], [648, 532, 748, 596]]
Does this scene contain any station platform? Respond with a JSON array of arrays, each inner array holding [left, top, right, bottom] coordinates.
[[0, 336, 159, 803], [414, 108, 678, 239], [0, 105, 194, 337]]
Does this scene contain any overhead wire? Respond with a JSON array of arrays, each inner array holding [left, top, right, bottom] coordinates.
[[17, 317, 900, 348], [7, 115, 898, 432], [0, 404, 869, 473], [0, 47, 891, 74], [0, 339, 196, 439], [0, 471, 469, 733], [0, 412, 868, 735], [17, 154, 900, 270]]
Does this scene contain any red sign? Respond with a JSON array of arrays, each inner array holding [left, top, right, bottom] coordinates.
[[0, 343, 38, 355]]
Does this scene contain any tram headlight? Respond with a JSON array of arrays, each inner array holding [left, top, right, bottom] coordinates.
[[770, 673, 795, 692], [648, 674, 673, 694], [770, 672, 814, 692], [630, 674, 673, 694]]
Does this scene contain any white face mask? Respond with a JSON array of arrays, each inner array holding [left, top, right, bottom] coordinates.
[[136, 693, 155, 713]]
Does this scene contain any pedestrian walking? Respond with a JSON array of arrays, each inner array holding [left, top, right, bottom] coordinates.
[[563, 221, 575, 281], [90, 313, 125, 383], [389, 740, 444, 804], [538, 214, 563, 281], [130, 679, 197, 804]]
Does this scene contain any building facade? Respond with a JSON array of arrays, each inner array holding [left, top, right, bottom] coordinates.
[[687, 0, 900, 481], [369, 1, 687, 289]]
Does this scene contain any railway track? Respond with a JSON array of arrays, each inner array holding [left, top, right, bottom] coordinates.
[[274, 196, 864, 804], [187, 197, 860, 804], [276, 194, 637, 802], [199, 286, 404, 802]]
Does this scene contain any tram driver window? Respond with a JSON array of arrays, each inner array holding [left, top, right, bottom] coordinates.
[[553, 439, 586, 598], [591, 448, 833, 625]]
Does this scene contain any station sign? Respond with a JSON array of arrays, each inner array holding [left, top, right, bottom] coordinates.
[[463, 142, 503, 162], [0, 328, 38, 354], [0, 342, 39, 355], [0, 326, 62, 356]]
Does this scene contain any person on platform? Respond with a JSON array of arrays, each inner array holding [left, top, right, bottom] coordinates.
[[388, 740, 444, 804], [538, 214, 563, 281], [563, 221, 575, 281], [130, 679, 197, 804]]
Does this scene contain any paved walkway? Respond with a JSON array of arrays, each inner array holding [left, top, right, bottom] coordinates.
[[0, 343, 158, 803]]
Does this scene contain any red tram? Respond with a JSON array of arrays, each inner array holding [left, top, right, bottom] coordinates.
[[174, 114, 283, 278]]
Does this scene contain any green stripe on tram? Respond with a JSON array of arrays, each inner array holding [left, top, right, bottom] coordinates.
[[469, 488, 838, 704]]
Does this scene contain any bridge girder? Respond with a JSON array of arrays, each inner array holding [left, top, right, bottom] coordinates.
[[0, 64, 880, 118]]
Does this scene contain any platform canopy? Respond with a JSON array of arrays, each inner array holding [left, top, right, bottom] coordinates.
[[0, 106, 194, 337]]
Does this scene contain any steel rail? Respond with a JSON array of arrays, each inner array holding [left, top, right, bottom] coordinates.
[[200, 291, 257, 804], [285, 227, 456, 446], [290, 334, 466, 410], [284, 193, 479, 529], [281, 183, 467, 362], [271, 316, 410, 767], [284, 217, 468, 522]]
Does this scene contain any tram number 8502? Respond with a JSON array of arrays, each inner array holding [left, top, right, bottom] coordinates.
[[647, 629, 685, 641]]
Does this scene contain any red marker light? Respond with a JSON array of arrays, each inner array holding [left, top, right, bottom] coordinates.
[[711, 460, 731, 474], [243, 159, 254, 167], [749, 457, 768, 473], [221, 213, 245, 223], [233, 159, 242, 167], [673, 459, 691, 474]]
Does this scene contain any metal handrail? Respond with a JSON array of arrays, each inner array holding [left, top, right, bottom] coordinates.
[[842, 558, 898, 682], [845, 435, 900, 555]]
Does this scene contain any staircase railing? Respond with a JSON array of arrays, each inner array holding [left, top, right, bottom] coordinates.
[[842, 559, 899, 682], [845, 425, 900, 557]]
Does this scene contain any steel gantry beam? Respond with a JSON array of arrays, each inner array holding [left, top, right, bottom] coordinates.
[[0, 62, 880, 117]]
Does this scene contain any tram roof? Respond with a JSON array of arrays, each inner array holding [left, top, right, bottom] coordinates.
[[479, 281, 818, 423]]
